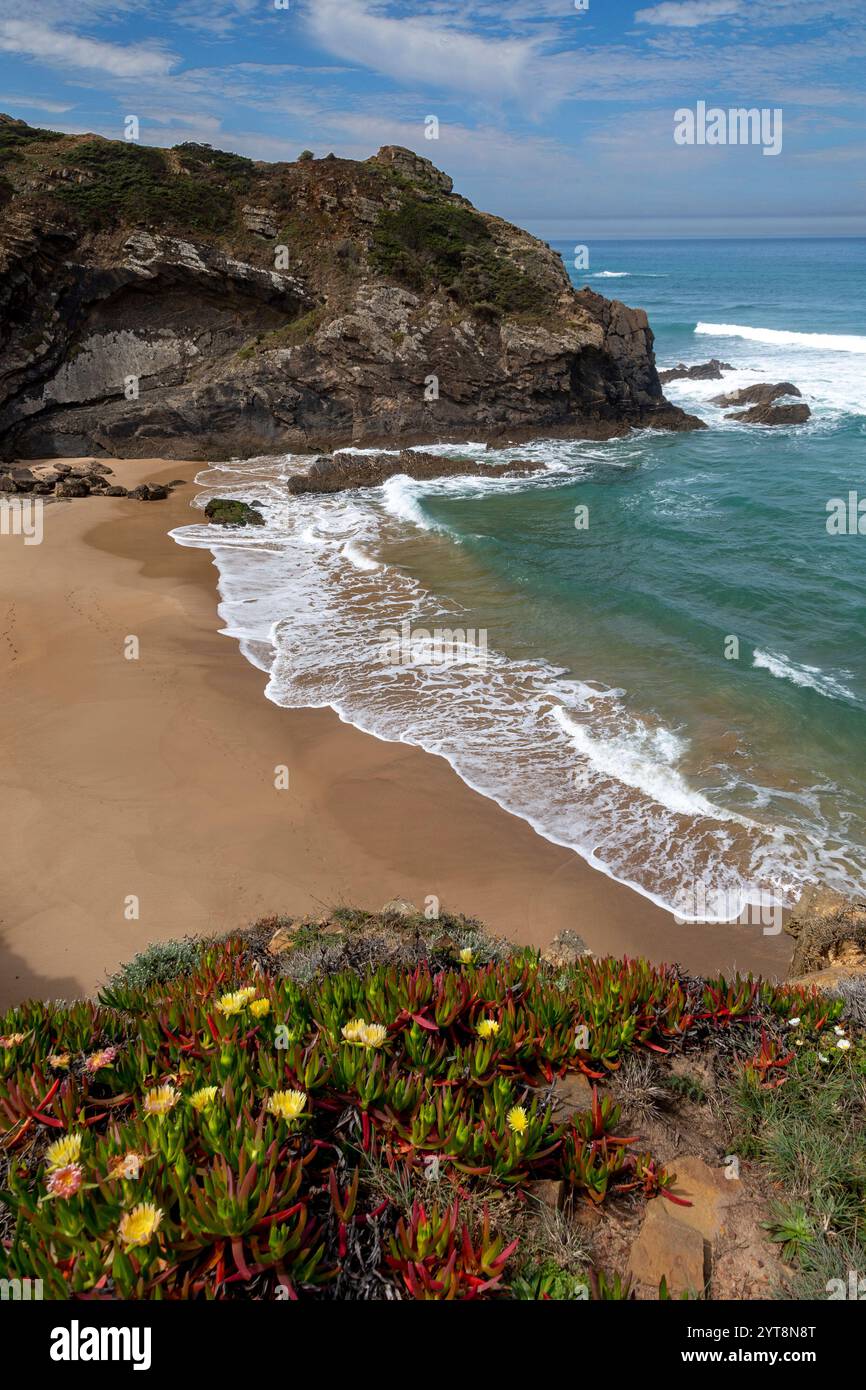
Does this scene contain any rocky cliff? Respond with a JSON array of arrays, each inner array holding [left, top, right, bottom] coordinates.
[[0, 117, 701, 460]]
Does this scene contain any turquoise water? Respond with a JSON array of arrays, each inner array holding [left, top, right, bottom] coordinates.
[[174, 238, 866, 917]]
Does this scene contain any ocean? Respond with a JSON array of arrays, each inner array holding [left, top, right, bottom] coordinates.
[[171, 237, 866, 920]]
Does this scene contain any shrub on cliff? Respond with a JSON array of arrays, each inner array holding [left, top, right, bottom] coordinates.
[[371, 195, 547, 317], [52, 140, 245, 233]]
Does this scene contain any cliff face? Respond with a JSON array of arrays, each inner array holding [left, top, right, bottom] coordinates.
[[0, 118, 702, 460]]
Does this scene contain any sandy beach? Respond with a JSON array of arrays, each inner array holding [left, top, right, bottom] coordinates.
[[0, 460, 791, 1008]]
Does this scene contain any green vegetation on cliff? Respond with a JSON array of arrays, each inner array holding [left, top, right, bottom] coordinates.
[[371, 194, 548, 316], [52, 140, 250, 233]]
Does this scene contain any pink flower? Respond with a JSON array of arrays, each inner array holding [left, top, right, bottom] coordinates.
[[46, 1163, 84, 1198], [85, 1046, 118, 1074]]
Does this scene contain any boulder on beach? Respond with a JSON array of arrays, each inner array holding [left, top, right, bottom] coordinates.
[[658, 359, 733, 383], [128, 483, 169, 501], [55, 478, 90, 498]]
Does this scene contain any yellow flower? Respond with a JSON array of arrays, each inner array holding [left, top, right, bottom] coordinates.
[[142, 1084, 179, 1117], [267, 1089, 308, 1124], [361, 1023, 388, 1049], [118, 1203, 163, 1250], [507, 1105, 529, 1135], [341, 1018, 368, 1045], [215, 990, 251, 1017], [48, 1052, 71, 1070], [476, 1018, 500, 1040], [46, 1163, 83, 1198], [341, 1019, 387, 1048], [45, 1132, 83, 1171], [237, 986, 258, 1003], [108, 1152, 144, 1181], [189, 1085, 219, 1112], [458, 947, 474, 964], [249, 998, 271, 1019]]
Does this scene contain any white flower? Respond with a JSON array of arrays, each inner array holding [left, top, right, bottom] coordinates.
[[833, 1025, 846, 1036], [818, 1053, 830, 1063], [788, 1017, 801, 1028], [836, 1038, 851, 1052]]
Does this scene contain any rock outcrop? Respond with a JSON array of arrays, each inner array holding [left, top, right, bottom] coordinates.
[[726, 402, 810, 425], [0, 117, 702, 460], [710, 382, 801, 407], [204, 498, 264, 526], [286, 448, 544, 495], [658, 359, 732, 383]]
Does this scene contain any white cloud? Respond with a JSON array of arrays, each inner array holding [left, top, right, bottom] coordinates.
[[635, 1, 742, 27], [303, 0, 538, 104], [0, 20, 176, 78], [0, 94, 73, 113]]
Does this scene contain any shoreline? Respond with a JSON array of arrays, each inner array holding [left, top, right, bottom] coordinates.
[[0, 459, 791, 1008]]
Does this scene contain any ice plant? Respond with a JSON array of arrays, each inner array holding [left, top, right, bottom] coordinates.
[[342, 1018, 368, 1045], [46, 1163, 84, 1198], [45, 1132, 82, 1171], [341, 1019, 387, 1047], [85, 1046, 118, 1073], [118, 1203, 163, 1250], [250, 998, 271, 1018], [190, 1085, 219, 1111], [459, 948, 474, 964], [143, 1084, 179, 1117], [476, 1018, 500, 1039], [0, 1033, 26, 1049], [108, 1152, 144, 1180], [47, 1052, 71, 1069], [267, 1089, 308, 1124], [215, 990, 252, 1017], [507, 1106, 528, 1136]]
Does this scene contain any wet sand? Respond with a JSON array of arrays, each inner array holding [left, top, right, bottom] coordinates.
[[0, 460, 791, 1008]]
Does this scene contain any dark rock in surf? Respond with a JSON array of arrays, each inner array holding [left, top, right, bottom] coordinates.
[[711, 382, 801, 407], [658, 359, 733, 383], [286, 448, 545, 495], [204, 498, 265, 526], [726, 402, 811, 425]]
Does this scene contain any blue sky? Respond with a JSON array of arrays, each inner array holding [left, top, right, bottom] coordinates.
[[0, 0, 863, 237]]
